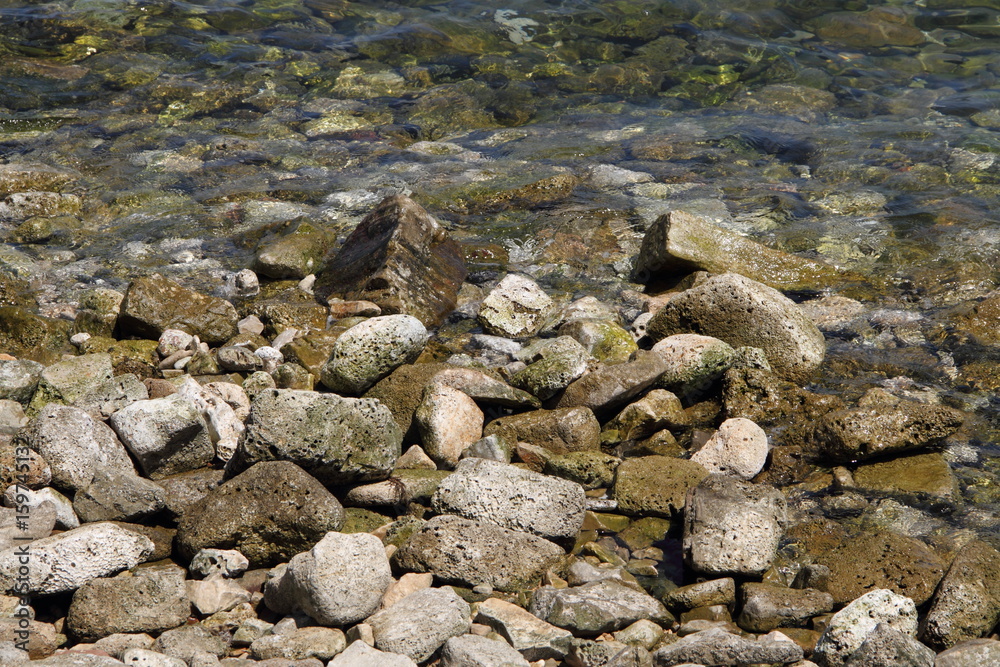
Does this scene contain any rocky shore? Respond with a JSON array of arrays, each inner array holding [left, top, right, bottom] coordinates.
[[0, 193, 998, 667]]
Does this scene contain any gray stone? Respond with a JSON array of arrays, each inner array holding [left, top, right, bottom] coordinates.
[[250, 627, 346, 661], [263, 531, 391, 625], [228, 389, 402, 485], [429, 367, 541, 410], [14, 404, 135, 492], [737, 583, 834, 633], [530, 580, 671, 635], [186, 577, 252, 615], [367, 587, 471, 662], [558, 319, 638, 365], [462, 434, 514, 463], [72, 374, 149, 420], [67, 566, 190, 640], [0, 359, 43, 406], [392, 515, 565, 591], [651, 627, 803, 666], [479, 274, 556, 339], [555, 351, 672, 418], [432, 458, 586, 540], [813, 589, 919, 667], [475, 597, 573, 661], [614, 620, 664, 650], [0, 400, 26, 436], [119, 649, 186, 667], [646, 273, 825, 383], [73, 470, 166, 523], [176, 461, 344, 567], [0, 499, 56, 550], [118, 274, 239, 346], [416, 385, 484, 468], [110, 394, 214, 479], [690, 417, 769, 481], [189, 549, 250, 579], [29, 655, 125, 666], [936, 639, 1000, 667], [509, 337, 590, 400], [483, 407, 600, 455], [217, 346, 262, 373], [568, 639, 652, 667], [440, 634, 530, 667], [328, 640, 417, 666], [344, 469, 448, 507], [603, 389, 685, 443], [253, 220, 330, 281], [152, 625, 227, 663], [320, 315, 428, 394], [921, 539, 1000, 650], [0, 522, 154, 595], [157, 468, 225, 518], [650, 334, 736, 397], [26, 353, 113, 415], [683, 474, 786, 576], [664, 578, 736, 611], [843, 623, 934, 667]]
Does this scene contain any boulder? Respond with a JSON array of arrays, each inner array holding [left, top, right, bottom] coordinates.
[[329, 640, 418, 666], [737, 582, 834, 633], [476, 597, 573, 660], [603, 389, 685, 443], [651, 334, 736, 398], [252, 220, 330, 280], [478, 274, 556, 339], [118, 274, 239, 345], [320, 315, 428, 394], [0, 359, 43, 406], [367, 587, 471, 663], [185, 576, 251, 615], [110, 394, 215, 479], [922, 539, 1000, 650], [66, 566, 190, 640], [555, 351, 671, 417], [415, 385, 484, 468], [652, 627, 803, 666], [249, 626, 346, 661], [690, 417, 769, 480], [843, 623, 934, 667], [73, 470, 167, 523], [25, 353, 113, 416], [440, 634, 530, 667], [558, 318, 637, 364]]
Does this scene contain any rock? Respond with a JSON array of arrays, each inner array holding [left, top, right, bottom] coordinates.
[[320, 315, 428, 394], [509, 339, 590, 400], [415, 385, 484, 468], [544, 451, 619, 490], [603, 390, 685, 443], [118, 274, 239, 345], [216, 346, 262, 373], [0, 308, 72, 366], [809, 403, 964, 464], [157, 468, 224, 518], [392, 515, 565, 591], [531, 579, 672, 635], [71, 374, 149, 420], [13, 404, 134, 492], [28, 654, 124, 666], [0, 441, 51, 490], [689, 418, 769, 480], [555, 351, 671, 418], [664, 578, 736, 611], [26, 353, 113, 415], [228, 389, 402, 485], [440, 634, 530, 667], [119, 649, 186, 667], [614, 619, 665, 650], [110, 394, 214, 479], [633, 209, 842, 291], [189, 549, 250, 579], [478, 274, 556, 339], [737, 583, 834, 633], [922, 539, 1000, 650], [646, 273, 825, 383], [613, 456, 709, 517], [813, 589, 919, 667], [0, 618, 58, 660], [429, 367, 542, 410], [380, 572, 434, 611], [650, 334, 736, 398], [475, 597, 573, 660], [175, 379, 246, 464], [328, 640, 417, 667], [0, 359, 43, 405], [151, 625, 227, 663], [559, 319, 638, 365], [73, 470, 166, 523], [432, 458, 586, 540], [176, 461, 344, 567], [0, 498, 56, 549], [567, 639, 652, 667], [936, 638, 1000, 667], [462, 435, 514, 464], [683, 474, 786, 576], [250, 627, 346, 661], [315, 194, 467, 327], [483, 407, 600, 455], [264, 531, 390, 625], [843, 622, 935, 667], [652, 627, 803, 666], [253, 220, 330, 281], [186, 577, 251, 615], [345, 469, 448, 507], [0, 522, 153, 595], [852, 452, 958, 499], [66, 566, 190, 639], [367, 587, 471, 662]]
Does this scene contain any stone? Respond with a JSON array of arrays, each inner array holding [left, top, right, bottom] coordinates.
[[0, 618, 57, 660], [119, 649, 186, 667], [509, 340, 590, 400], [440, 634, 530, 667], [852, 452, 958, 499], [186, 577, 252, 615], [429, 367, 542, 410], [216, 346, 262, 373], [158, 330, 194, 357], [367, 587, 471, 662], [264, 531, 391, 625], [530, 579, 672, 635], [647, 273, 825, 383], [651, 334, 736, 399], [555, 351, 671, 418], [157, 469, 224, 518], [416, 385, 484, 468], [737, 583, 834, 633], [484, 407, 600, 455], [603, 390, 685, 443], [228, 389, 402, 486], [475, 597, 573, 661], [28, 654, 124, 666], [315, 194, 467, 327], [175, 379, 246, 464], [26, 353, 113, 415], [250, 627, 346, 661], [110, 394, 214, 479], [0, 498, 56, 549], [613, 456, 709, 517], [634, 209, 842, 291], [118, 274, 239, 345], [567, 639, 652, 667], [0, 522, 153, 595], [544, 451, 620, 490], [320, 315, 428, 394], [479, 274, 555, 339], [614, 619, 665, 650], [176, 461, 344, 567], [813, 589, 919, 667], [152, 625, 226, 663], [683, 474, 786, 576], [936, 639, 1000, 667], [253, 220, 330, 281], [392, 515, 565, 591], [73, 470, 166, 522], [0, 308, 72, 366], [345, 469, 448, 507], [922, 539, 1000, 650], [558, 319, 638, 364], [189, 549, 250, 579], [651, 627, 803, 666], [380, 572, 434, 611], [432, 458, 586, 540], [843, 623, 934, 667], [66, 566, 190, 639], [664, 578, 736, 611], [690, 418, 769, 480], [0, 359, 43, 405], [462, 435, 514, 464], [328, 640, 417, 667], [71, 374, 149, 420]]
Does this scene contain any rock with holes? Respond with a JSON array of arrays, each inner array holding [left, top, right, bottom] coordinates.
[[118, 274, 239, 345], [367, 587, 471, 662], [813, 589, 919, 667], [320, 315, 428, 395], [478, 274, 556, 339], [690, 417, 769, 480]]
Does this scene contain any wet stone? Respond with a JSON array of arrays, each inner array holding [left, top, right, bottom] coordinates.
[[613, 456, 709, 518], [118, 274, 239, 346], [483, 406, 600, 455], [737, 582, 834, 633], [922, 539, 1000, 650], [530, 579, 672, 636]]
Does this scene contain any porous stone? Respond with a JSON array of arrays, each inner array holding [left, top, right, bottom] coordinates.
[[690, 418, 769, 480], [475, 597, 573, 660], [559, 318, 638, 364], [253, 220, 330, 281], [651, 627, 803, 666], [0, 522, 154, 595], [813, 589, 918, 667], [66, 566, 190, 640], [567, 639, 652, 667], [852, 452, 958, 499], [440, 634, 530, 667], [936, 638, 1000, 667], [367, 587, 471, 662], [613, 456, 709, 517], [603, 390, 685, 443], [462, 435, 514, 464], [320, 315, 428, 394], [26, 353, 113, 415], [664, 578, 736, 611], [216, 346, 262, 373], [509, 339, 590, 400], [119, 649, 186, 667], [555, 351, 671, 418], [651, 334, 736, 397], [479, 274, 556, 339], [118, 274, 239, 345], [73, 470, 166, 523], [530, 579, 672, 635], [432, 458, 586, 539], [683, 474, 786, 576], [922, 539, 1000, 650], [264, 531, 391, 625], [189, 549, 250, 579], [483, 407, 600, 455], [416, 385, 484, 468], [250, 626, 346, 661], [176, 461, 344, 567], [646, 273, 825, 383], [0, 359, 43, 406], [152, 625, 227, 663], [228, 389, 402, 485], [737, 583, 834, 633], [392, 515, 565, 591], [843, 622, 934, 667], [328, 640, 417, 667], [186, 576, 252, 615], [544, 451, 620, 490], [110, 394, 214, 479]]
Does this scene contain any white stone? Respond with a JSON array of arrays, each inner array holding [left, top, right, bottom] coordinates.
[[158, 329, 194, 357], [416, 385, 484, 468], [320, 315, 428, 394], [367, 587, 472, 663], [189, 548, 249, 579], [479, 274, 555, 339], [328, 640, 418, 667], [4, 485, 78, 530], [813, 589, 918, 667], [186, 577, 251, 615], [440, 634, 530, 667], [476, 597, 573, 661], [110, 394, 214, 478], [121, 648, 187, 667], [690, 417, 769, 480], [381, 572, 434, 611]]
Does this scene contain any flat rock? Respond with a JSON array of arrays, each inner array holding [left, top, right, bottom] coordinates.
[[392, 514, 565, 591], [66, 566, 190, 640], [737, 582, 833, 633], [320, 315, 428, 394], [249, 626, 346, 661], [531, 579, 672, 635], [813, 589, 919, 667], [440, 634, 530, 667], [613, 456, 709, 518], [73, 469, 167, 523], [110, 394, 214, 479], [478, 274, 555, 339], [646, 273, 825, 383], [555, 351, 671, 418], [922, 539, 1000, 650], [652, 627, 803, 666], [432, 458, 586, 540], [367, 587, 471, 663], [476, 597, 573, 661], [484, 407, 600, 455], [118, 274, 239, 345], [853, 451, 958, 499], [176, 461, 344, 567]]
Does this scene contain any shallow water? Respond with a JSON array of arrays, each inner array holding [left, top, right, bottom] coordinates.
[[5, 1, 1000, 531]]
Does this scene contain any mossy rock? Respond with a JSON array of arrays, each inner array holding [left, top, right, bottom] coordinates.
[[544, 451, 621, 490], [612, 456, 709, 517], [341, 507, 391, 534], [0, 307, 73, 365], [852, 452, 958, 499], [617, 516, 675, 552], [252, 219, 332, 280], [78, 336, 159, 378]]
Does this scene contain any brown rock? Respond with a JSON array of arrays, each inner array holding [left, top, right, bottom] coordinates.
[[923, 539, 1000, 650], [555, 351, 671, 418], [484, 407, 600, 455], [118, 274, 238, 345]]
